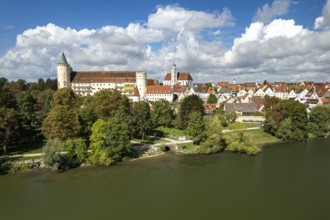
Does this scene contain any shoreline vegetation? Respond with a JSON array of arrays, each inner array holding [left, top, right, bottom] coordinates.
[[1, 78, 329, 175]]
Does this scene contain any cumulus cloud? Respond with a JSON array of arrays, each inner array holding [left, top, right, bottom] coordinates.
[[315, 0, 330, 29], [253, 0, 291, 24], [0, 4, 330, 83]]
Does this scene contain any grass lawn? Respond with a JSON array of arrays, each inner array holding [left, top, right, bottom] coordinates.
[[245, 129, 280, 145], [154, 126, 186, 140], [4, 139, 45, 156], [176, 142, 198, 153], [227, 122, 260, 130]]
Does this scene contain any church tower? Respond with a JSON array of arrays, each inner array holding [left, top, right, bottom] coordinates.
[[170, 63, 177, 86], [136, 71, 147, 100], [57, 52, 71, 89]]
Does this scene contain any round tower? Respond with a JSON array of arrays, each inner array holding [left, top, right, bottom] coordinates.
[[57, 52, 71, 89], [136, 71, 147, 100], [171, 63, 177, 86]]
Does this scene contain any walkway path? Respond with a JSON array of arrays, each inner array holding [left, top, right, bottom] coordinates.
[[222, 127, 261, 133]]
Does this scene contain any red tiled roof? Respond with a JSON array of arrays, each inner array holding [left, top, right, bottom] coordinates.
[[217, 81, 229, 87], [164, 72, 193, 81], [148, 79, 158, 86], [133, 87, 140, 96], [71, 71, 137, 83], [314, 85, 327, 91], [147, 85, 173, 94], [173, 85, 187, 93], [227, 84, 238, 92], [321, 98, 330, 105]]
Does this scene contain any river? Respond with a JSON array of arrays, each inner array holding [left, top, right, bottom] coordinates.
[[0, 138, 329, 220]]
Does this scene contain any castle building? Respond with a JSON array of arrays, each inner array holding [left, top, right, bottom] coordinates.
[[163, 64, 193, 87], [57, 52, 147, 102]]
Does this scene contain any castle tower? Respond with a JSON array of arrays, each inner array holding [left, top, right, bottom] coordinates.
[[170, 63, 177, 86], [136, 71, 147, 100], [57, 52, 71, 89]]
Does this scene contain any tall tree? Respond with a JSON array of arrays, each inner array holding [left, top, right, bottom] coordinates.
[[37, 78, 46, 91], [186, 111, 205, 144], [282, 99, 308, 140], [8, 79, 28, 97], [51, 88, 77, 107], [132, 101, 151, 140], [42, 105, 81, 140], [151, 99, 173, 127], [89, 107, 132, 165], [0, 77, 16, 108], [200, 116, 224, 153], [84, 89, 130, 120], [78, 107, 97, 139], [207, 94, 217, 104], [308, 105, 330, 137], [178, 95, 204, 129], [16, 91, 37, 127], [35, 89, 54, 125], [263, 96, 284, 135], [0, 107, 19, 154]]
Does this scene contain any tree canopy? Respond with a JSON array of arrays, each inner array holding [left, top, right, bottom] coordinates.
[[178, 95, 204, 129]]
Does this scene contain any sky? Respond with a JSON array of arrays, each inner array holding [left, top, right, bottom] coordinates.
[[0, 0, 329, 83]]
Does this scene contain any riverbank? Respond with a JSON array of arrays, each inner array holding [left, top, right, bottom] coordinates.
[[0, 128, 291, 175]]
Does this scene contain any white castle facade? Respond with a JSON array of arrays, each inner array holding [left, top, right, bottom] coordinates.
[[57, 52, 147, 102]]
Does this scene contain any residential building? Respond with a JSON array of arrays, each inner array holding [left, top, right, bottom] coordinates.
[[224, 103, 257, 115], [145, 85, 174, 102]]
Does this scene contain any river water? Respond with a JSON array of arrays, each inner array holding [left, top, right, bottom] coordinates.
[[1, 138, 329, 220]]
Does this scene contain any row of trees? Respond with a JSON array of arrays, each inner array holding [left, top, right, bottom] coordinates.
[[264, 96, 330, 140], [180, 95, 260, 155], [40, 88, 176, 169], [0, 77, 56, 155]]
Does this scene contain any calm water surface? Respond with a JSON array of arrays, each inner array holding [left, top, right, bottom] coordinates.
[[1, 138, 329, 220]]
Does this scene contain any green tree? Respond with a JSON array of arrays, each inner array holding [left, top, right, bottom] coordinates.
[[0, 77, 16, 108], [207, 94, 217, 104], [37, 78, 46, 91], [132, 101, 151, 140], [16, 91, 36, 127], [264, 96, 284, 135], [200, 115, 224, 153], [0, 107, 20, 154], [89, 108, 132, 165], [224, 131, 260, 155], [276, 118, 292, 140], [78, 107, 97, 139], [8, 79, 28, 97], [84, 89, 130, 120], [151, 99, 173, 127], [282, 99, 308, 140], [51, 88, 77, 107], [42, 139, 65, 171], [179, 95, 204, 129], [308, 106, 330, 137], [65, 138, 88, 165], [42, 105, 81, 140], [35, 89, 54, 125], [186, 111, 205, 144], [45, 78, 57, 90]]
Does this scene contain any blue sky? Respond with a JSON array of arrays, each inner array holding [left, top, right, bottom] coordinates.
[[0, 0, 329, 82]]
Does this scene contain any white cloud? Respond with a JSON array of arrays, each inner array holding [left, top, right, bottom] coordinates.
[[315, 0, 330, 29], [253, 0, 291, 24], [0, 4, 330, 83]]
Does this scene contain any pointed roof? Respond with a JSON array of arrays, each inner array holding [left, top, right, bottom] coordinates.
[[58, 52, 68, 65]]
